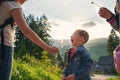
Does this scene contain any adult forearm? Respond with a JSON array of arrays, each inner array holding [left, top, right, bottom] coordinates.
[[22, 27, 50, 51]]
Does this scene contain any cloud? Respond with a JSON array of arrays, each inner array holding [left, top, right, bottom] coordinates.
[[82, 21, 96, 28], [49, 18, 113, 40], [22, 0, 116, 40], [23, 0, 115, 21], [23, 0, 114, 22]]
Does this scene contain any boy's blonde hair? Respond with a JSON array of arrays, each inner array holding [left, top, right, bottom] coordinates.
[[77, 29, 89, 44]]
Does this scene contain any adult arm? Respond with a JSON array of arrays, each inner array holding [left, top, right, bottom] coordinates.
[[98, 7, 119, 31], [11, 8, 59, 54]]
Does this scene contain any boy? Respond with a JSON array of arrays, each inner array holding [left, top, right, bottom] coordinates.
[[62, 29, 93, 80]]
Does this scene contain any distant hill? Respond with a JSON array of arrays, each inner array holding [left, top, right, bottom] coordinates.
[[51, 38, 109, 61], [85, 38, 109, 61]]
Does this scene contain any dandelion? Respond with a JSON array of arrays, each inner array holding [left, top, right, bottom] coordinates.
[[91, 1, 101, 8]]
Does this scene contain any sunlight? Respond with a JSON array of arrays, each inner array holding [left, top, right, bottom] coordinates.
[[49, 18, 113, 40]]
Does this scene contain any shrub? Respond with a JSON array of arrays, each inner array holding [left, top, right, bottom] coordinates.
[[12, 54, 62, 80]]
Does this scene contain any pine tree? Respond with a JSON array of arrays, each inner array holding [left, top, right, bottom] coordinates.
[[107, 29, 119, 56], [14, 14, 52, 58]]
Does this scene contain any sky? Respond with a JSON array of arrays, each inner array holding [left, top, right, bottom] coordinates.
[[22, 0, 117, 40]]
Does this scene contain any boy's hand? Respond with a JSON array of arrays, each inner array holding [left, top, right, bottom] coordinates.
[[61, 76, 67, 80], [66, 74, 75, 80]]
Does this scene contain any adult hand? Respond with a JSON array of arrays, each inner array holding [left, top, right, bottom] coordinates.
[[47, 46, 59, 54], [98, 7, 113, 20]]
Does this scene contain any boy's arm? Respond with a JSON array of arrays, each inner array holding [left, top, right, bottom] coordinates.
[[74, 54, 94, 79], [63, 63, 69, 77]]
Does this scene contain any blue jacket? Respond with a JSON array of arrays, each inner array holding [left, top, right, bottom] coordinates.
[[63, 45, 94, 80]]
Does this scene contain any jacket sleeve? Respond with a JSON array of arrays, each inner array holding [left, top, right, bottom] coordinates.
[[74, 53, 94, 79], [63, 63, 69, 77]]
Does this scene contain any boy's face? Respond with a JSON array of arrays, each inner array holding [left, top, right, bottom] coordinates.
[[71, 31, 84, 47]]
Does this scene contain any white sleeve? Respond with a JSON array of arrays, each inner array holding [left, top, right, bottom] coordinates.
[[2, 1, 21, 14]]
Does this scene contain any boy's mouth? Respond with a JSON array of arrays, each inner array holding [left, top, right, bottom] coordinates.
[[71, 39, 73, 43]]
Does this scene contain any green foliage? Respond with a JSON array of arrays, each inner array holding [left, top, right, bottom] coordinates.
[[107, 29, 119, 56], [89, 43, 108, 61], [107, 78, 120, 80], [12, 54, 62, 80], [14, 14, 52, 58]]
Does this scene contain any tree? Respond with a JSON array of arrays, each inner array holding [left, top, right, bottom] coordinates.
[[107, 29, 119, 56], [14, 14, 52, 58]]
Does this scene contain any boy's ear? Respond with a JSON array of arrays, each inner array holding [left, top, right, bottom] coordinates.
[[80, 36, 85, 42], [80, 36, 84, 40]]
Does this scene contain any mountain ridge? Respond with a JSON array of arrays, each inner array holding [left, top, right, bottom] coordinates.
[[51, 38, 109, 61]]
